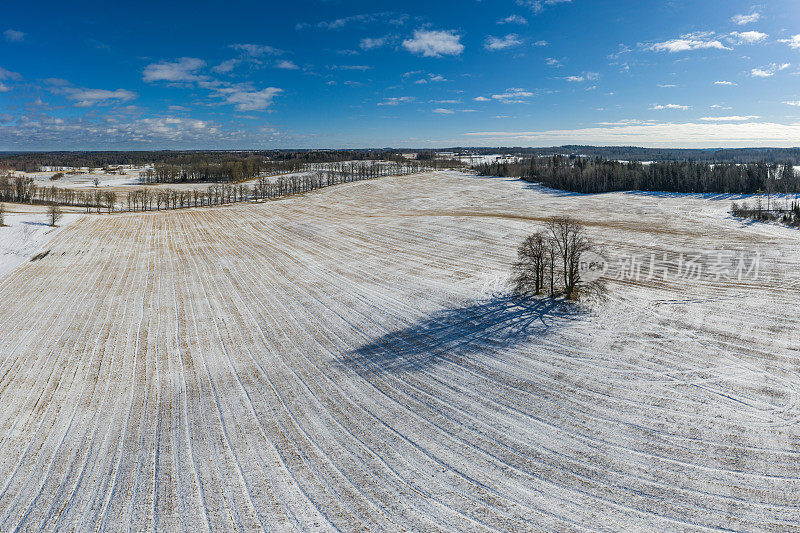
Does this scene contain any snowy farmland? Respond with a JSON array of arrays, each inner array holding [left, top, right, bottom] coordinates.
[[0, 171, 799, 530]]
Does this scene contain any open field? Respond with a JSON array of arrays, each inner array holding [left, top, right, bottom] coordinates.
[[0, 171, 798, 530]]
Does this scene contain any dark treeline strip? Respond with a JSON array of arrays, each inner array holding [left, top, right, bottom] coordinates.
[[0, 150, 418, 174], [447, 146, 800, 164], [475, 156, 800, 194]]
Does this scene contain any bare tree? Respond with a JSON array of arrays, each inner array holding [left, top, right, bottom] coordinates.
[[0, 203, 5, 226], [512, 232, 547, 296], [547, 217, 593, 300], [48, 202, 62, 227]]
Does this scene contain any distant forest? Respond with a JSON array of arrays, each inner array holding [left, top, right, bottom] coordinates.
[[451, 146, 800, 164], [475, 156, 800, 195]]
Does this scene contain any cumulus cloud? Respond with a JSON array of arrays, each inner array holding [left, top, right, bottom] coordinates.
[[0, 83, 10, 92], [402, 29, 464, 57], [731, 13, 760, 25], [432, 108, 455, 114], [648, 33, 731, 53], [751, 63, 790, 78], [275, 60, 300, 70], [143, 58, 206, 83], [213, 86, 282, 111], [484, 34, 522, 51], [498, 15, 527, 25], [779, 35, 800, 49], [3, 29, 25, 43], [785, 101, 800, 106], [650, 104, 691, 110], [728, 31, 767, 45], [474, 96, 490, 102], [714, 80, 737, 86]]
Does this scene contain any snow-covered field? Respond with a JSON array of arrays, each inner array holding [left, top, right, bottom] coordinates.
[[0, 210, 80, 280], [0, 171, 798, 530]]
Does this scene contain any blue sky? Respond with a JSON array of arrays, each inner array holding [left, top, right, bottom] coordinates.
[[1, 0, 799, 149]]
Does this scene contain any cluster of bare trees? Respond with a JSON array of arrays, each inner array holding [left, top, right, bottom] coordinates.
[[0, 174, 117, 212], [512, 217, 604, 301]]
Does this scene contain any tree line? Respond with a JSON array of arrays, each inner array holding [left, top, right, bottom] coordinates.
[[476, 156, 800, 195]]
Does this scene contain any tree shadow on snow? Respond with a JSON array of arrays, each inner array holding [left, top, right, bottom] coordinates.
[[343, 295, 584, 374]]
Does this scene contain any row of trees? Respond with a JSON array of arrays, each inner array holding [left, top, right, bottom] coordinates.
[[0, 174, 118, 212], [513, 217, 604, 301], [476, 156, 800, 195], [122, 162, 422, 212]]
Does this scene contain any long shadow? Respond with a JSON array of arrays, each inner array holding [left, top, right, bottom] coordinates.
[[343, 295, 584, 374]]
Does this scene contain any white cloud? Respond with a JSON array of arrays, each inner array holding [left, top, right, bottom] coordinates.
[[784, 101, 800, 106], [491, 88, 536, 103], [545, 57, 563, 67], [275, 60, 300, 70], [462, 121, 800, 147], [63, 88, 137, 107], [650, 104, 691, 110], [779, 35, 800, 49], [213, 86, 282, 111], [143, 58, 206, 83], [731, 13, 760, 25], [516, 0, 571, 14], [212, 59, 239, 74], [474, 96, 490, 102], [0, 67, 22, 80], [0, 83, 9, 92], [230, 43, 283, 56], [498, 15, 527, 25], [402, 29, 464, 57], [751, 63, 790, 78], [566, 75, 584, 82], [729, 31, 767, 45], [3, 29, 25, 43], [532, 40, 548, 47], [378, 96, 415, 106], [433, 108, 455, 114], [714, 80, 737, 86], [700, 115, 759, 121], [648, 33, 732, 53], [565, 72, 598, 83], [484, 34, 522, 51], [360, 37, 387, 50]]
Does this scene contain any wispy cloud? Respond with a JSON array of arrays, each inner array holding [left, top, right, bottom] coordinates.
[[490, 88, 537, 103], [212, 86, 282, 111], [360, 37, 388, 50], [230, 43, 284, 57], [3, 29, 25, 43], [728, 31, 767, 45], [516, 0, 571, 14], [650, 103, 691, 110], [751, 63, 790, 78], [377, 96, 415, 106], [700, 115, 759, 121], [0, 67, 22, 81], [714, 80, 737, 86], [731, 13, 760, 25], [484, 34, 523, 51], [275, 60, 300, 70], [143, 58, 207, 83], [402, 29, 464, 57], [779, 34, 800, 49], [497, 15, 528, 25]]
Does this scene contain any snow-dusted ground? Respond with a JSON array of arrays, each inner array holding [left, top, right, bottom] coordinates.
[[0, 211, 81, 280], [0, 171, 798, 530]]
